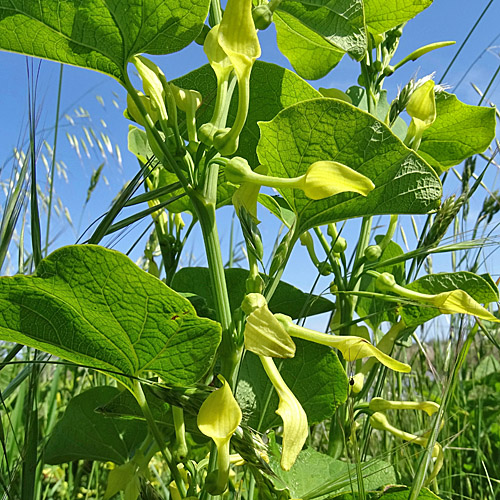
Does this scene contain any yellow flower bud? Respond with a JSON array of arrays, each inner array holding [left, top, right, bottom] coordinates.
[[407, 80, 436, 128]]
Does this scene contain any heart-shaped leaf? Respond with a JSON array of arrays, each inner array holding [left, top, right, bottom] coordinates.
[[45, 386, 147, 464], [257, 98, 442, 232], [0, 245, 221, 390], [0, 0, 209, 82]]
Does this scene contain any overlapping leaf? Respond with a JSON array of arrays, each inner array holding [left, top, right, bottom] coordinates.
[[257, 98, 442, 232], [0, 245, 221, 389], [364, 0, 432, 34], [172, 267, 333, 319], [0, 0, 209, 82], [45, 387, 147, 464], [277, 0, 367, 60], [274, 11, 344, 80], [418, 92, 496, 173]]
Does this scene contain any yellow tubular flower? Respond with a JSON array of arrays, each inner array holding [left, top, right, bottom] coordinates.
[[298, 161, 375, 200], [213, 0, 261, 155], [170, 84, 202, 144], [275, 314, 410, 373], [199, 24, 234, 145], [225, 157, 374, 201], [370, 412, 444, 485], [260, 356, 308, 471], [131, 56, 169, 125], [375, 272, 500, 322], [404, 80, 436, 149], [242, 294, 296, 358], [369, 397, 440, 417], [197, 376, 242, 495]]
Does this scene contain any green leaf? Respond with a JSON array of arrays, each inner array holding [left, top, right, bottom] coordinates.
[[400, 271, 499, 327], [276, 0, 367, 60], [356, 237, 405, 330], [257, 98, 442, 232], [258, 194, 296, 228], [0, 0, 209, 82], [0, 245, 221, 390], [173, 61, 321, 167], [346, 87, 408, 140], [45, 386, 147, 464], [171, 267, 333, 319], [274, 11, 344, 80], [364, 0, 432, 34], [236, 339, 348, 431], [418, 92, 496, 173], [267, 440, 396, 499]]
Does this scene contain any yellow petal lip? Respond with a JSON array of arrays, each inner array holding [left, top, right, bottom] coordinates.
[[431, 289, 500, 322], [197, 375, 242, 446], [244, 305, 296, 358], [301, 161, 375, 200], [260, 356, 308, 471]]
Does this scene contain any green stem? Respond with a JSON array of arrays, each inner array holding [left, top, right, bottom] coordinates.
[[45, 64, 64, 255], [133, 380, 187, 497], [408, 323, 477, 499]]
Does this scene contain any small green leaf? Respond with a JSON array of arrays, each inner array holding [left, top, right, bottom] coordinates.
[[274, 11, 344, 80], [0, 0, 210, 82], [236, 339, 348, 431], [171, 267, 333, 319], [173, 61, 321, 167], [276, 0, 367, 60], [45, 387, 147, 464], [418, 92, 496, 173], [0, 245, 221, 390], [400, 271, 499, 327], [365, 0, 432, 34], [257, 98, 442, 232]]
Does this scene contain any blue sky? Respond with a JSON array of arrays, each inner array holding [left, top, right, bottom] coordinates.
[[0, 0, 499, 317]]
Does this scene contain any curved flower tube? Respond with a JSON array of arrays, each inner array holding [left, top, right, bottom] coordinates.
[[242, 293, 296, 358], [225, 157, 375, 201], [375, 271, 500, 322], [275, 314, 410, 373], [370, 411, 444, 484], [260, 355, 308, 471]]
